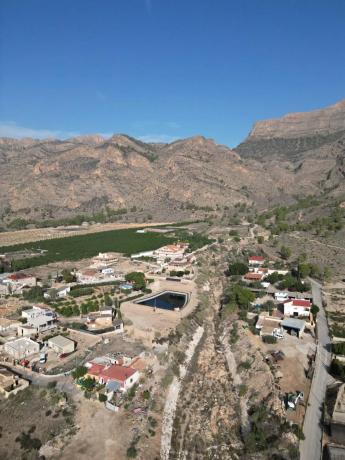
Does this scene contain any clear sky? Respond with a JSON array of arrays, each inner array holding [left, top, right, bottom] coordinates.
[[0, 0, 344, 146]]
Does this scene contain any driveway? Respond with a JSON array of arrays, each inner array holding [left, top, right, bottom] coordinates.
[[300, 278, 332, 460]]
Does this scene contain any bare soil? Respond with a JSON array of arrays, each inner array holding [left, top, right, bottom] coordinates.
[[0, 385, 76, 460]]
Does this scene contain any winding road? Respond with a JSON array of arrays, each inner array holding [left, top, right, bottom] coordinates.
[[300, 278, 332, 460]]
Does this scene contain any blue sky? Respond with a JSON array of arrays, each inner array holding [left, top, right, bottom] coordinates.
[[0, 0, 344, 146]]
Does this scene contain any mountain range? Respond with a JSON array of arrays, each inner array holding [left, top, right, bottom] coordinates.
[[0, 100, 344, 225]]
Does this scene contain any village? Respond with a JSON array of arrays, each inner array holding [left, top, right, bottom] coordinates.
[[0, 238, 199, 408], [0, 225, 345, 459]]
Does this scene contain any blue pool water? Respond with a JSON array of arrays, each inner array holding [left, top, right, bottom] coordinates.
[[136, 292, 187, 311]]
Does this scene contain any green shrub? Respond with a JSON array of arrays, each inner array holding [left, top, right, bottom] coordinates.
[[262, 335, 277, 344], [69, 287, 94, 298], [98, 393, 107, 403], [126, 445, 138, 458], [332, 343, 345, 355]]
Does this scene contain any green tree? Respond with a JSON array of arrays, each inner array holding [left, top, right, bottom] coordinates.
[[72, 366, 88, 380], [280, 245, 291, 260], [125, 272, 146, 290], [228, 262, 248, 276], [311, 304, 319, 317], [81, 377, 95, 392], [298, 263, 311, 279], [23, 286, 44, 302], [61, 269, 76, 283], [224, 284, 255, 310]]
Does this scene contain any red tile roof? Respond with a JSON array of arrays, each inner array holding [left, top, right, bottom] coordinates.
[[87, 363, 105, 377], [284, 299, 311, 308], [244, 272, 263, 280], [8, 273, 33, 280], [249, 256, 265, 262], [100, 365, 137, 383]]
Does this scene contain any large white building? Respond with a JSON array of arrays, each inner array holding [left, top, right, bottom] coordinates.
[[19, 306, 57, 336], [154, 243, 189, 262]]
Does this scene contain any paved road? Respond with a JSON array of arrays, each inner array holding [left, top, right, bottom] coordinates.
[[300, 278, 332, 460], [2, 363, 78, 396]]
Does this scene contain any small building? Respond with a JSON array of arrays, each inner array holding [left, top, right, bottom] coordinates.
[[244, 272, 264, 282], [275, 292, 289, 302], [330, 384, 345, 445], [77, 269, 100, 284], [283, 299, 311, 318], [0, 367, 29, 398], [47, 335, 75, 355], [57, 286, 71, 298], [4, 272, 36, 287], [4, 337, 40, 360], [86, 362, 139, 391], [248, 256, 265, 266], [281, 318, 306, 338]]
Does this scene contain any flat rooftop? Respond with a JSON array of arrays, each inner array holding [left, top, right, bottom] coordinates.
[[333, 384, 345, 425]]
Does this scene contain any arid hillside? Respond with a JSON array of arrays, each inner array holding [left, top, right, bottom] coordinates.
[[0, 100, 344, 226]]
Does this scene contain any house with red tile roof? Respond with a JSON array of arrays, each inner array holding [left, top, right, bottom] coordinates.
[[283, 299, 312, 318], [86, 361, 139, 391], [248, 255, 265, 266], [244, 272, 264, 281]]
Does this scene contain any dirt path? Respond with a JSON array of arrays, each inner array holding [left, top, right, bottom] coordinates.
[[160, 325, 205, 460], [221, 331, 249, 435], [290, 233, 345, 252]]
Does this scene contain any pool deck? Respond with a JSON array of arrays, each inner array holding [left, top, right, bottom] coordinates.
[[121, 277, 198, 346]]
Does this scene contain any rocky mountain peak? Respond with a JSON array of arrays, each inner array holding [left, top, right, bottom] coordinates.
[[248, 99, 345, 140]]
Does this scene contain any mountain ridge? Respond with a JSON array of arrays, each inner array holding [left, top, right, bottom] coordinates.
[[0, 100, 344, 226]]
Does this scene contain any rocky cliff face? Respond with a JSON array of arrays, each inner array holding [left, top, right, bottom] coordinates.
[[1, 100, 344, 224], [248, 100, 345, 139], [235, 100, 345, 198]]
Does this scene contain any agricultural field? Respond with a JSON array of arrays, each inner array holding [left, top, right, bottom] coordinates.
[[1, 227, 212, 270], [1, 229, 173, 270]]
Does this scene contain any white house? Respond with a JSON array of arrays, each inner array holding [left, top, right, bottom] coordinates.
[[57, 286, 71, 298], [248, 256, 265, 266], [274, 292, 289, 302], [19, 306, 57, 335], [4, 337, 40, 360], [283, 299, 311, 318], [154, 243, 189, 262], [86, 362, 140, 392]]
